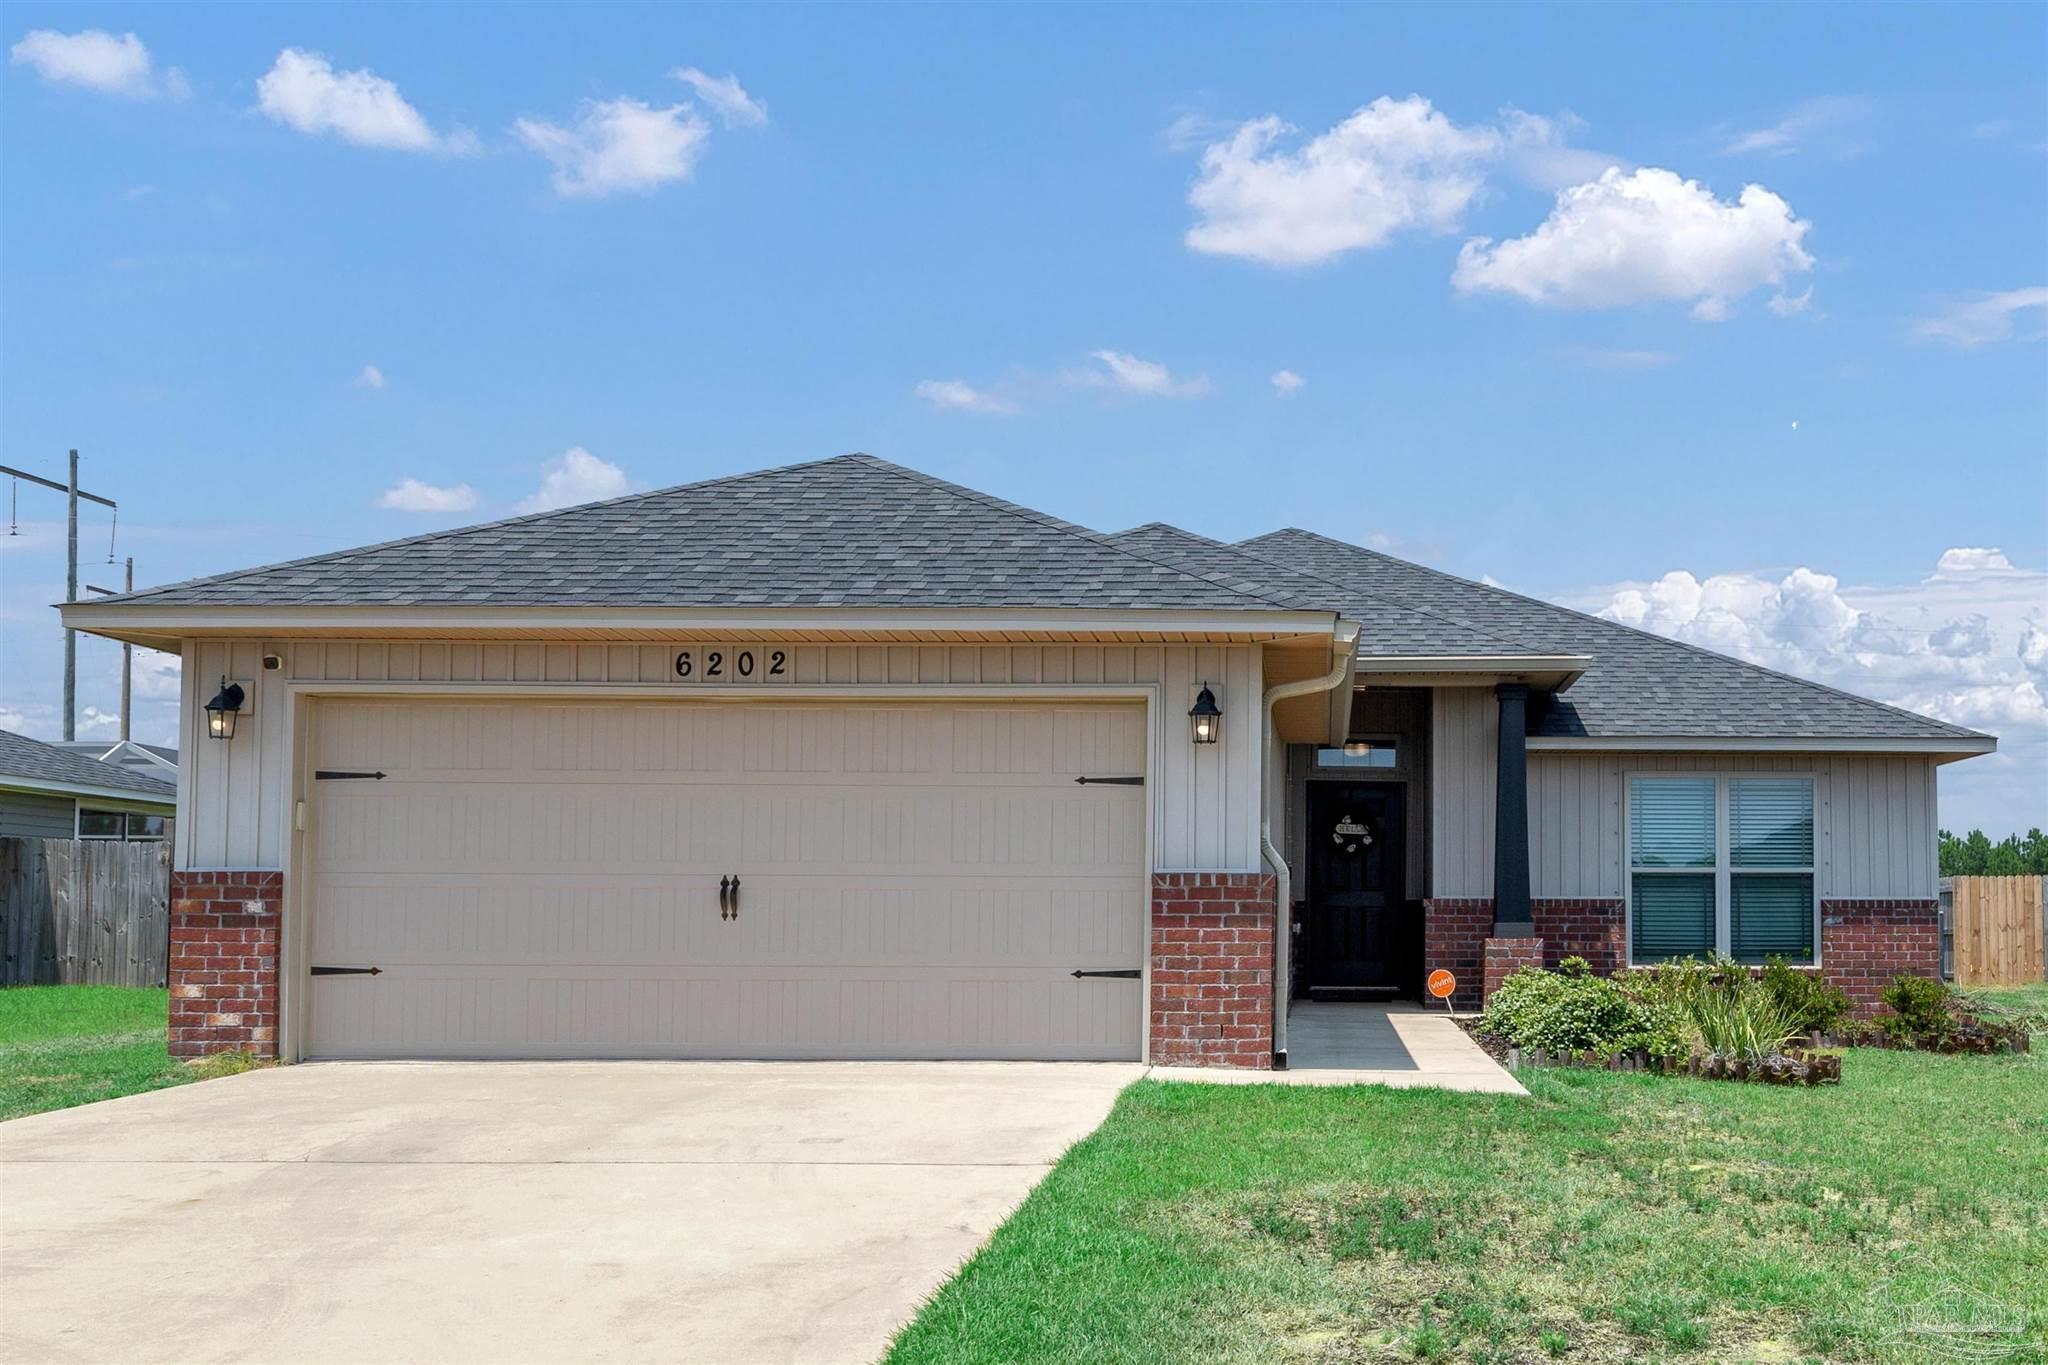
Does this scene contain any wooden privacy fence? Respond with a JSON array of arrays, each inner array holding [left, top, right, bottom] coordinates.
[[1947, 875, 2047, 987], [0, 838, 172, 987]]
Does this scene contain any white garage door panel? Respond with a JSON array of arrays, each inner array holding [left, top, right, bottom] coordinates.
[[304, 700, 1146, 1060]]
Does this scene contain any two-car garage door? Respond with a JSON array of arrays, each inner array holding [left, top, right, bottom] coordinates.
[[302, 698, 1146, 1060]]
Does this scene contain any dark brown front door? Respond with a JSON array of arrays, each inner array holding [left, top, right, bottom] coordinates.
[[1306, 783, 1407, 997]]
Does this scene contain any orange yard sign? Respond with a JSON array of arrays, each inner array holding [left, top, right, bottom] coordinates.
[[1427, 969, 1457, 1000]]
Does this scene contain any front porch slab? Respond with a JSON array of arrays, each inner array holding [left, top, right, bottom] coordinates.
[[1148, 1003, 1525, 1094]]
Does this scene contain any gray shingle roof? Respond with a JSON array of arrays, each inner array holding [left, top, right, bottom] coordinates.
[[1108, 523, 1535, 657], [0, 730, 178, 800], [1237, 528, 1984, 742], [103, 456, 1301, 613], [82, 453, 1985, 745]]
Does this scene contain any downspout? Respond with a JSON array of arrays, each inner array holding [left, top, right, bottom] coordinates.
[[1261, 622, 1359, 1068]]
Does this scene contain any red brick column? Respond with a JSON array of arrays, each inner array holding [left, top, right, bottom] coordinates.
[[1150, 872, 1274, 1069], [168, 870, 282, 1058], [1483, 937, 1544, 1005], [1821, 899, 1939, 1016], [1423, 898, 1492, 1009]]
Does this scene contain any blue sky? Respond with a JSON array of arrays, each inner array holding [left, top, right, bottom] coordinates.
[[2, 3, 2044, 830]]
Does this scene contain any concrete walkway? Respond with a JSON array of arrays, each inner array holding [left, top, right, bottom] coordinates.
[[0, 1060, 1140, 1365], [1149, 1003, 1525, 1093]]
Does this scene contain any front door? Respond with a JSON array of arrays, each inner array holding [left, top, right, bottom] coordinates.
[[1305, 783, 1407, 998]]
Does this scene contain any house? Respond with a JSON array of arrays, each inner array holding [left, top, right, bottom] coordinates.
[[0, 729, 177, 840], [48, 738, 181, 784], [61, 454, 1994, 1067]]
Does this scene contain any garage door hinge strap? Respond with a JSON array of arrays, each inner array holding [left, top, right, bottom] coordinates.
[[315, 770, 387, 780], [1073, 775, 1143, 785], [1071, 969, 1141, 979], [311, 966, 383, 976]]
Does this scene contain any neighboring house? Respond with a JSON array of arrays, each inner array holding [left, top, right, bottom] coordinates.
[[48, 738, 181, 784], [0, 729, 177, 841], [63, 454, 1993, 1067]]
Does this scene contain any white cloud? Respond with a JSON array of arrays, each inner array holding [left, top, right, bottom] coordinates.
[[1453, 167, 1814, 319], [1073, 349, 1210, 398], [1936, 547, 2019, 576], [516, 447, 632, 513], [132, 649, 180, 701], [672, 67, 766, 127], [1570, 549, 2048, 831], [10, 29, 174, 98], [1722, 96, 1876, 157], [515, 98, 709, 197], [353, 364, 387, 390], [1911, 287, 2048, 349], [257, 48, 466, 152], [1270, 369, 1305, 396], [915, 379, 1020, 416], [1185, 96, 1506, 267], [377, 478, 478, 513], [77, 706, 121, 735], [0, 706, 28, 732]]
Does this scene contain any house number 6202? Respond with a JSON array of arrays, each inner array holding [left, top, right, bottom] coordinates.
[[673, 648, 787, 680]]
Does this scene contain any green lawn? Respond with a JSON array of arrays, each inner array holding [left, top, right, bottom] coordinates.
[[0, 986, 260, 1122], [890, 1044, 2048, 1364]]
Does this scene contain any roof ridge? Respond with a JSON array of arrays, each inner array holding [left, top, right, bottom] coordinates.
[[1246, 527, 1986, 740], [850, 459, 1317, 615], [105, 453, 874, 607]]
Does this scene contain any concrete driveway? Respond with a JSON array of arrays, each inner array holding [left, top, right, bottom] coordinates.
[[0, 1060, 1140, 1365]]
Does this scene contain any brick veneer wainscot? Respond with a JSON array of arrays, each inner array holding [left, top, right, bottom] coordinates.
[[1422, 898, 1626, 1009], [1150, 872, 1274, 1069], [168, 870, 281, 1058], [1482, 937, 1544, 1004], [1821, 899, 1939, 1016], [1426, 896, 1938, 1016]]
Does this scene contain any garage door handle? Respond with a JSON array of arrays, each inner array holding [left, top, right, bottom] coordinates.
[[729, 875, 740, 920], [1071, 969, 1141, 979], [719, 876, 732, 920]]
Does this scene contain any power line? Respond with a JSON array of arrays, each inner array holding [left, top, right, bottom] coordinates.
[[2, 454, 121, 742]]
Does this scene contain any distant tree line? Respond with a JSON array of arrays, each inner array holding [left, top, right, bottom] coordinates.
[[1938, 828, 2048, 877]]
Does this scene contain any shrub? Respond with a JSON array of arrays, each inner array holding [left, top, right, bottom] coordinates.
[[1877, 975, 1955, 1045], [1480, 960, 1688, 1058], [1758, 956, 1852, 1037]]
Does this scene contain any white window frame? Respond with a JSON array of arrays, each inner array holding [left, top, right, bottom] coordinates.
[[1623, 771, 1819, 967]]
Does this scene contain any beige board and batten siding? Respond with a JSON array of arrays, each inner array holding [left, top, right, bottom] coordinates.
[[1429, 687, 1940, 901], [179, 638, 1265, 874]]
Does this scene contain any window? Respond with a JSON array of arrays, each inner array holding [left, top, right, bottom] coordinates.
[[77, 809, 167, 841], [1628, 775, 1815, 965], [1316, 739, 1397, 770], [78, 809, 126, 839]]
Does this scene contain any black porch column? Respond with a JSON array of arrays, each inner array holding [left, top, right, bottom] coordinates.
[[1492, 683, 1532, 937]]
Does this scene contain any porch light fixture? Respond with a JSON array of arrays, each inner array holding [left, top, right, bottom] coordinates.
[[203, 677, 245, 741], [1188, 682, 1222, 746]]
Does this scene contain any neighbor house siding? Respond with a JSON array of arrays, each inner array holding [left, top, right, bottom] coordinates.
[[0, 789, 76, 839], [180, 637, 1266, 875], [1427, 731, 1941, 903]]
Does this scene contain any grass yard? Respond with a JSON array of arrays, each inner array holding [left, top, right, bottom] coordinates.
[[0, 986, 260, 1122], [889, 1042, 2048, 1364]]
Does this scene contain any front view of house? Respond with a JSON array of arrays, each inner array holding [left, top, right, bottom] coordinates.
[[63, 455, 1995, 1068]]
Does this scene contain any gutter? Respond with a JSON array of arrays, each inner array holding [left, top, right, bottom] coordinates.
[[1261, 621, 1360, 1069]]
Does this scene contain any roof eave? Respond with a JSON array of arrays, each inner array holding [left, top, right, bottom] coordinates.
[[0, 774, 178, 807], [59, 602, 1348, 650], [1354, 653, 1591, 693], [1526, 734, 1997, 762]]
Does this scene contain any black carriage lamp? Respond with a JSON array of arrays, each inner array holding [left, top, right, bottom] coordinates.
[[204, 677, 245, 741], [1188, 682, 1222, 745]]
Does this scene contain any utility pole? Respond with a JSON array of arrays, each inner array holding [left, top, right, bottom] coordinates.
[[0, 454, 118, 741], [85, 557, 135, 740], [66, 451, 78, 740]]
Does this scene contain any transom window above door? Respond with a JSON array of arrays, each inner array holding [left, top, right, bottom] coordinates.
[[1628, 775, 1816, 965], [1315, 739, 1397, 770]]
